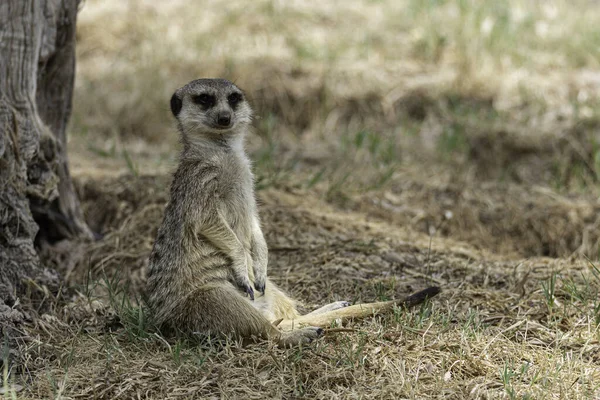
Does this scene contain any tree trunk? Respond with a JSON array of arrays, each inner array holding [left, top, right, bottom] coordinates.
[[0, 0, 89, 332]]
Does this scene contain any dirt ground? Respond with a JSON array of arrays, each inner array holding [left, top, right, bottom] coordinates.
[[5, 0, 600, 399]]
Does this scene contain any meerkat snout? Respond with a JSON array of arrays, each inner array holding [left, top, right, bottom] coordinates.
[[216, 111, 232, 128]]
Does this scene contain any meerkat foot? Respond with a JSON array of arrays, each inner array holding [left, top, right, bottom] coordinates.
[[307, 301, 351, 316], [278, 327, 324, 347]]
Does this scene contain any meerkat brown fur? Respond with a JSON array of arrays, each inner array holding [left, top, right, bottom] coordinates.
[[146, 78, 440, 346]]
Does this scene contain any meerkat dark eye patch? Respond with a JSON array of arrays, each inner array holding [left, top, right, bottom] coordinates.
[[192, 93, 216, 108], [228, 92, 243, 108], [170, 93, 182, 116]]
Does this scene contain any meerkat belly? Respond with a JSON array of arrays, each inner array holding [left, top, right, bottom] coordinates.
[[222, 195, 253, 244], [251, 295, 277, 321], [244, 280, 301, 322], [220, 168, 255, 247]]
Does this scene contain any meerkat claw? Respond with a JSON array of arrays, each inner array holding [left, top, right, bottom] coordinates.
[[254, 281, 266, 295], [246, 285, 255, 301]]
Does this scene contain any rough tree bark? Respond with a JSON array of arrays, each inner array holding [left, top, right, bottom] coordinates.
[[0, 0, 90, 333]]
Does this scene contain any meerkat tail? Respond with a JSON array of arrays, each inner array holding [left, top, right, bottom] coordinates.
[[277, 287, 441, 331]]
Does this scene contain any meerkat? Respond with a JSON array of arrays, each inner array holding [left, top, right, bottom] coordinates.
[[146, 78, 440, 346]]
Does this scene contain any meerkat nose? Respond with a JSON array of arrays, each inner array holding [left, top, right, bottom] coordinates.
[[217, 112, 232, 127]]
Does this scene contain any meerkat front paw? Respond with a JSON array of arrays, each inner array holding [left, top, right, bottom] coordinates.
[[253, 265, 267, 295], [278, 327, 324, 347], [251, 232, 268, 295], [232, 257, 255, 300], [235, 274, 255, 300]]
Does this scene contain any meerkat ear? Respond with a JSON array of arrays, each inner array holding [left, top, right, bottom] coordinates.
[[170, 92, 183, 117]]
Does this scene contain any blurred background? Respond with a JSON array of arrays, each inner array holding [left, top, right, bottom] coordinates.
[[70, 0, 600, 259]]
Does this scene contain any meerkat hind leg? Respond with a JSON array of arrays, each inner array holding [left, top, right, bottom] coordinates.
[[306, 301, 351, 316], [260, 281, 301, 321], [171, 284, 322, 346], [278, 287, 441, 331]]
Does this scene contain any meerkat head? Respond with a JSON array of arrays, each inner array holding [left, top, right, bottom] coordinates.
[[170, 79, 252, 140]]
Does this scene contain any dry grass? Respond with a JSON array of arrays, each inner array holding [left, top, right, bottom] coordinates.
[[4, 0, 600, 398], [72, 0, 600, 141], [8, 181, 600, 399]]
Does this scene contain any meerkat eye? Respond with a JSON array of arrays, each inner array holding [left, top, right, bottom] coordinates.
[[192, 93, 215, 107], [228, 92, 243, 108]]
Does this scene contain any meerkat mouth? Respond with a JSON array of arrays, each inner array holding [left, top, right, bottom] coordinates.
[[210, 123, 237, 133], [212, 125, 233, 131]]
